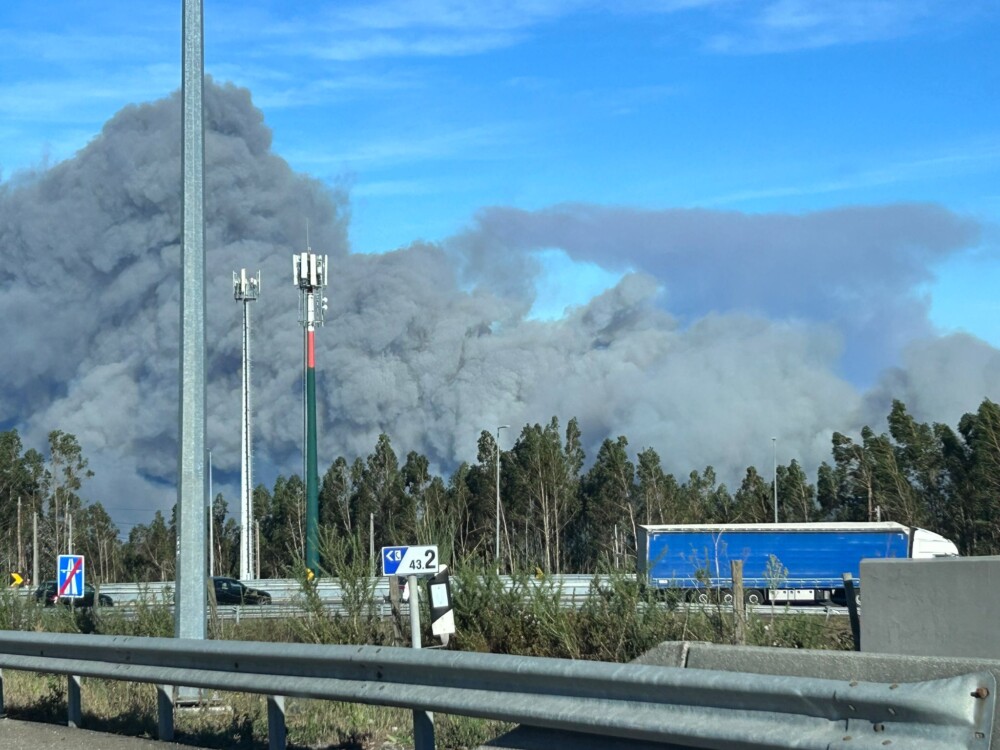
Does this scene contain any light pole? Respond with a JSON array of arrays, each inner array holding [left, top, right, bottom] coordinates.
[[772, 437, 778, 524], [495, 424, 509, 574], [234, 269, 260, 581]]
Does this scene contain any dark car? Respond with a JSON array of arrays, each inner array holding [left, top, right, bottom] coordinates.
[[211, 576, 272, 605], [34, 580, 114, 608]]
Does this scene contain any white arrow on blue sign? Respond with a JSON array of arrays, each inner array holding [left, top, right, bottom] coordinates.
[[381, 545, 439, 577]]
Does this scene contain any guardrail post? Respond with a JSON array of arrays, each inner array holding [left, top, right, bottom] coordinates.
[[0, 667, 5, 718], [842, 572, 861, 651], [267, 695, 286, 750], [731, 560, 746, 645], [157, 684, 175, 740], [67, 674, 82, 727], [408, 574, 435, 750]]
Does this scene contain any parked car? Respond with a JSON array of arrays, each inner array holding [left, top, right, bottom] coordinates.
[[33, 580, 114, 608], [211, 576, 272, 605]]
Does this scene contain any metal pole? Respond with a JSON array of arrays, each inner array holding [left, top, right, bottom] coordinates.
[[408, 574, 434, 749], [235, 270, 259, 581], [772, 437, 778, 524], [176, 0, 208, 645], [32, 511, 38, 586], [17, 497, 23, 574], [255, 520, 261, 579], [208, 450, 213, 577], [842, 572, 861, 651], [294, 252, 327, 578], [495, 424, 508, 574], [305, 292, 319, 576], [241, 296, 251, 579]]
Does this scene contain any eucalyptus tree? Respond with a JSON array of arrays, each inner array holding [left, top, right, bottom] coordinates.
[[508, 417, 581, 573], [887, 400, 948, 520], [864, 429, 926, 527], [123, 510, 175, 581], [829, 430, 879, 521], [319, 456, 353, 536], [0, 430, 43, 575], [445, 462, 484, 561], [635, 447, 669, 526], [677, 466, 727, 523], [575, 436, 635, 569], [402, 450, 450, 552], [954, 399, 1000, 554], [363, 434, 413, 547], [257, 474, 306, 577], [776, 460, 816, 522], [209, 493, 239, 577], [75, 501, 123, 582], [733, 466, 773, 523]]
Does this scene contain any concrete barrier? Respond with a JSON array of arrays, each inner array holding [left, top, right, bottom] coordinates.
[[861, 555, 1000, 659]]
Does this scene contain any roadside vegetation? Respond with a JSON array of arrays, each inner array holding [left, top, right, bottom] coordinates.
[[2, 398, 998, 598], [0, 553, 849, 749]]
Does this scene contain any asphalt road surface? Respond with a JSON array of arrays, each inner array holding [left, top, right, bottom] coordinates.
[[0, 719, 195, 750]]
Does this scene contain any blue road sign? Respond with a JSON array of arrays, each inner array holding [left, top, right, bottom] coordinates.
[[57, 554, 85, 599]]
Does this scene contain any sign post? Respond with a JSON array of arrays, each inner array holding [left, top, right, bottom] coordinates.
[[382, 545, 439, 750]]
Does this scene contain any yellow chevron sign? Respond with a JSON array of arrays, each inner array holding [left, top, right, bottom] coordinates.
[[10, 572, 23, 587]]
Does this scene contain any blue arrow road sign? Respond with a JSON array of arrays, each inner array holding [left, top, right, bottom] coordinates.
[[57, 554, 85, 599], [382, 546, 406, 576]]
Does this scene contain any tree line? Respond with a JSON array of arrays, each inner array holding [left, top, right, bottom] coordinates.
[[2, 398, 999, 583]]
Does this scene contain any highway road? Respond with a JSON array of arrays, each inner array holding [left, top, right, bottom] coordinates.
[[85, 575, 848, 619]]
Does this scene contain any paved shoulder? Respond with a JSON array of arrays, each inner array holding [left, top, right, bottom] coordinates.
[[0, 718, 191, 750]]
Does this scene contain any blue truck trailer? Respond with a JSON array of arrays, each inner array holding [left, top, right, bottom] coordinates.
[[637, 522, 958, 604]]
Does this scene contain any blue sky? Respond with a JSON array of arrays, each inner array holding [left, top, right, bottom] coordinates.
[[1, 0, 998, 334]]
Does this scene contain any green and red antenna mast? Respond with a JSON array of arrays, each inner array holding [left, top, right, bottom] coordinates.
[[294, 246, 328, 577]]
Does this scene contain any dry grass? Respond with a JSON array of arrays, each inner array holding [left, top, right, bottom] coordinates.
[[0, 564, 848, 748], [0, 671, 511, 750]]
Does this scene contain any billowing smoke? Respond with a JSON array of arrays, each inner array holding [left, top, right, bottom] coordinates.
[[0, 81, 992, 528], [450, 203, 980, 382]]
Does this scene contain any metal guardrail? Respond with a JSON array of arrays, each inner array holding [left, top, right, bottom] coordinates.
[[94, 576, 847, 619], [97, 575, 610, 605], [0, 632, 994, 750]]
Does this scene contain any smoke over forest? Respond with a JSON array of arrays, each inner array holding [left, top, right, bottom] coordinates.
[[0, 80, 996, 529]]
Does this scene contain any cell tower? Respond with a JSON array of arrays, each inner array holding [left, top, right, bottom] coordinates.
[[293, 249, 328, 577], [234, 268, 261, 581]]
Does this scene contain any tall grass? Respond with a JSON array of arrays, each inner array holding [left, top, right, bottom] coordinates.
[[0, 556, 849, 748]]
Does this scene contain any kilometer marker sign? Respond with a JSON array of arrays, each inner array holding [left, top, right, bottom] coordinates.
[[381, 545, 439, 577]]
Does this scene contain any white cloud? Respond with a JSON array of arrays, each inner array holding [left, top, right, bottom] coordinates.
[[705, 0, 973, 54]]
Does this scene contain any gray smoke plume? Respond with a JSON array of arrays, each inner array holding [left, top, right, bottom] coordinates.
[[449, 203, 981, 382], [0, 81, 992, 529]]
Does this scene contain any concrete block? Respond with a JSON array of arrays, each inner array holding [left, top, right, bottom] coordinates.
[[861, 555, 1000, 658]]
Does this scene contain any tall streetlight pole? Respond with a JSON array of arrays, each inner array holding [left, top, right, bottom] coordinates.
[[176, 0, 207, 645], [234, 269, 260, 581], [495, 424, 509, 574], [772, 437, 778, 524]]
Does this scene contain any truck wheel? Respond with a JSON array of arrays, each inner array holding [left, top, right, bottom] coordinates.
[[744, 589, 764, 606], [721, 590, 734, 605]]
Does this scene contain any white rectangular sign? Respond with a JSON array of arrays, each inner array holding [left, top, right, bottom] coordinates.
[[381, 545, 439, 576]]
